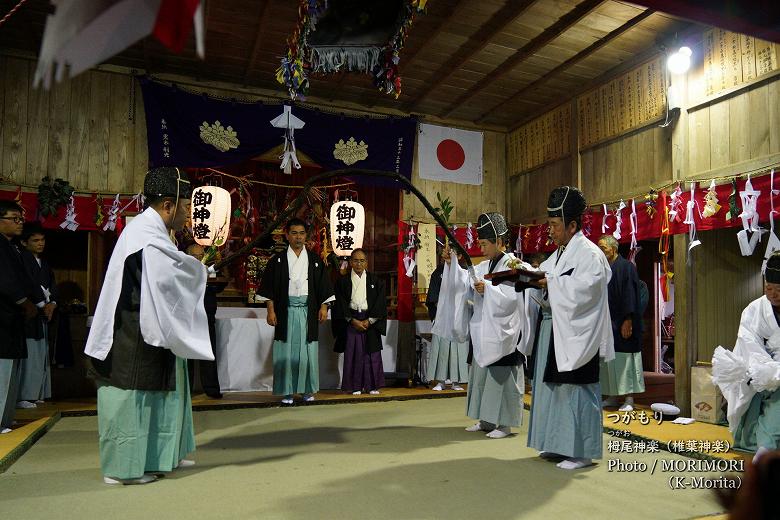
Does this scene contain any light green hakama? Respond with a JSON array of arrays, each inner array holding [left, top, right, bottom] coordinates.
[[599, 351, 645, 396], [527, 310, 603, 459], [19, 330, 52, 401], [98, 357, 195, 479], [466, 362, 523, 428], [427, 334, 469, 383], [273, 296, 319, 396], [0, 359, 21, 429], [733, 388, 780, 452]]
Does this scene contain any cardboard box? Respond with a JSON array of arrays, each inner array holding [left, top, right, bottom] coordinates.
[[691, 364, 726, 424]]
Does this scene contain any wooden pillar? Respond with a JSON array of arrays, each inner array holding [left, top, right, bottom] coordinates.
[[669, 70, 696, 415]]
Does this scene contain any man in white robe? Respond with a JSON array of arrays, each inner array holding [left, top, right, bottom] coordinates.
[[440, 212, 536, 438], [713, 251, 780, 463], [85, 167, 213, 485], [527, 186, 614, 470]]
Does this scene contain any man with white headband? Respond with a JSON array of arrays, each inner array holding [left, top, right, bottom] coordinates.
[[86, 167, 213, 485], [527, 186, 614, 470], [712, 251, 780, 464], [439, 212, 537, 438]]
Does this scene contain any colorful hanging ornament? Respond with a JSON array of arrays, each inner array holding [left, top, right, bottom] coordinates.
[[702, 179, 721, 218], [582, 209, 593, 238], [644, 189, 658, 218], [403, 221, 418, 278], [103, 194, 121, 231], [612, 199, 626, 240], [14, 186, 25, 217], [60, 195, 79, 231], [725, 179, 739, 222], [94, 193, 105, 228]]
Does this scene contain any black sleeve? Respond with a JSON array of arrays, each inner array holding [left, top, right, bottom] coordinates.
[[258, 255, 278, 301]]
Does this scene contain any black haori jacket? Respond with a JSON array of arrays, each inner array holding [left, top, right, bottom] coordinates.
[[21, 250, 58, 340], [0, 235, 44, 359], [331, 272, 387, 354], [259, 249, 334, 343]]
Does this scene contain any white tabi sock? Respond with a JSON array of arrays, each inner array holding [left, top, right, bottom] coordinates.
[[556, 458, 593, 470]]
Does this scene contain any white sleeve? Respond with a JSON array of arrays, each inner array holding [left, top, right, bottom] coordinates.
[[139, 245, 214, 360]]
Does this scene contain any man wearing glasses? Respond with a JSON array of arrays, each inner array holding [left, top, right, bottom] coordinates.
[[0, 201, 45, 434]]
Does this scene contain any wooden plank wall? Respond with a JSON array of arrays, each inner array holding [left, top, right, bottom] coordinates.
[[0, 56, 148, 193], [401, 130, 506, 224], [694, 227, 763, 362], [580, 125, 673, 205], [686, 78, 780, 178], [508, 158, 573, 223]]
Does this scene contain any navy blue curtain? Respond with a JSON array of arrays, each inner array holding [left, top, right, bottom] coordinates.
[[141, 79, 417, 182]]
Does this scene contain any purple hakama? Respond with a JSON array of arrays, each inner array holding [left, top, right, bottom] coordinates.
[[341, 311, 385, 392]]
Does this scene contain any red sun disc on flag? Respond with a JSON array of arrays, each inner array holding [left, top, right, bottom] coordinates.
[[436, 139, 465, 171]]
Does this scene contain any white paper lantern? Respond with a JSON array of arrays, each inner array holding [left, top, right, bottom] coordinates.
[[330, 200, 365, 257], [191, 186, 231, 246]]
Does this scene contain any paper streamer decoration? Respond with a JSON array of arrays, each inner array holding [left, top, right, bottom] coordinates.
[[612, 199, 626, 240], [59, 195, 79, 231]]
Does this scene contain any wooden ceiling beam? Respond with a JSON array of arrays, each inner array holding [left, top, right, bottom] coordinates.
[[475, 8, 655, 124], [440, 0, 604, 119], [243, 0, 270, 85], [404, 0, 539, 112]]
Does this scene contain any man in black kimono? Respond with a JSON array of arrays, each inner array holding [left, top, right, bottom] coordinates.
[[597, 235, 645, 411], [331, 248, 387, 394], [259, 218, 334, 404], [0, 201, 44, 434], [18, 223, 58, 408]]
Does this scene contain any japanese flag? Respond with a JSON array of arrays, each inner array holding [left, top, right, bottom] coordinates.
[[418, 123, 483, 185]]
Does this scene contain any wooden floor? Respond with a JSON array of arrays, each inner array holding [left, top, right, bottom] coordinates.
[[1, 385, 743, 474]]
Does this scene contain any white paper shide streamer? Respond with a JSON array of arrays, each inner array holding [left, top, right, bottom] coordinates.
[[612, 199, 626, 240], [103, 194, 121, 231], [763, 169, 780, 272], [737, 176, 765, 256], [60, 195, 79, 231], [683, 182, 701, 254]]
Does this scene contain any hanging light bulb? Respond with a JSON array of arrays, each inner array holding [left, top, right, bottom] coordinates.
[[667, 46, 692, 75]]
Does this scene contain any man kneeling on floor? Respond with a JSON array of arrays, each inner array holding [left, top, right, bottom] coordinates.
[[85, 167, 214, 485]]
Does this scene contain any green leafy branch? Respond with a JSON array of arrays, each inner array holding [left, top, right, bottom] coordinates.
[[37, 177, 75, 217]]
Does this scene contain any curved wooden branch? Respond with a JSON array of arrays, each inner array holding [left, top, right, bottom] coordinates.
[[214, 169, 472, 271]]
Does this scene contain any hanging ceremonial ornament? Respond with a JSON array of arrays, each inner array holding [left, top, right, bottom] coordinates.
[[465, 222, 475, 250], [14, 186, 25, 217], [60, 195, 79, 231], [582, 209, 593, 239], [683, 182, 702, 259], [515, 225, 523, 258], [628, 199, 640, 264], [402, 220, 418, 278], [601, 203, 610, 234], [103, 194, 120, 231], [736, 176, 765, 256], [702, 179, 721, 218], [270, 105, 305, 174], [94, 194, 105, 228], [762, 169, 780, 273], [668, 184, 683, 223], [644, 189, 658, 218], [278, 0, 426, 100], [612, 199, 626, 240], [725, 179, 739, 222]]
